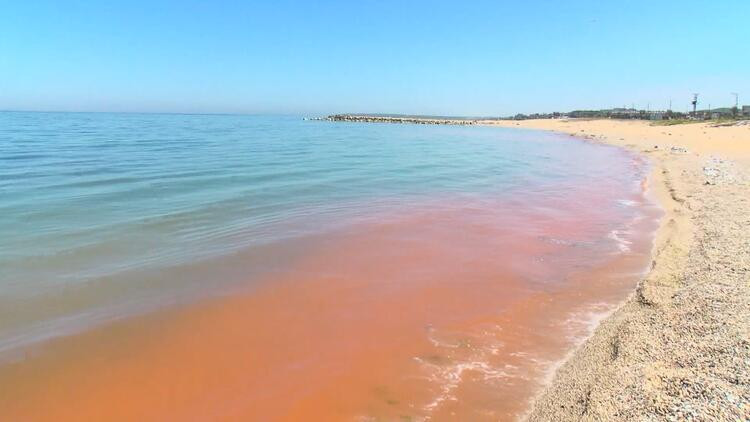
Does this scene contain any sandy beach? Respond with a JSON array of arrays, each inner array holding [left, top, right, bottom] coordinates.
[[486, 118, 750, 420]]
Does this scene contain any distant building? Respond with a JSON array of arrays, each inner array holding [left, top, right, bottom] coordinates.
[[610, 108, 640, 119], [701, 108, 734, 119], [743, 105, 750, 116], [648, 111, 665, 120]]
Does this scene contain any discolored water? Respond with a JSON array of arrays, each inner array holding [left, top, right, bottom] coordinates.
[[0, 112, 660, 420]]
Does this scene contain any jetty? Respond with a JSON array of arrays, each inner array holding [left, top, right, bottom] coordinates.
[[326, 114, 478, 125]]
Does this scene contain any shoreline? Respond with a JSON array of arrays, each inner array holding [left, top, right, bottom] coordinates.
[[485, 118, 749, 420], [327, 115, 749, 418]]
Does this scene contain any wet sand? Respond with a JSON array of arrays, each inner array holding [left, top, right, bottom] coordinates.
[[0, 176, 660, 421], [486, 119, 750, 420]]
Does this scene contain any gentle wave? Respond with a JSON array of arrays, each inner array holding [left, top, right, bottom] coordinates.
[[0, 112, 651, 354]]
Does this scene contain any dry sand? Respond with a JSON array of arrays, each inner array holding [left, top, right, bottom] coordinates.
[[485, 119, 750, 420]]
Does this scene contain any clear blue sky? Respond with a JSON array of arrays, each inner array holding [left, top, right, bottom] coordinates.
[[1, 0, 748, 115]]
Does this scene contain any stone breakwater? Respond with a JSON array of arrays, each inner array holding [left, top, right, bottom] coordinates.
[[326, 114, 478, 125]]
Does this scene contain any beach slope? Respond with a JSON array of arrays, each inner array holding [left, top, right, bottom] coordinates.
[[486, 119, 750, 420]]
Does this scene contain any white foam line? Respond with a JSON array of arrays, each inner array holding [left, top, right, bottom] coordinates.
[[607, 229, 632, 252], [518, 301, 622, 421], [617, 199, 639, 207]]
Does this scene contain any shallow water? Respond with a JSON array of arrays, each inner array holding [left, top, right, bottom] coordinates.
[[0, 112, 660, 420]]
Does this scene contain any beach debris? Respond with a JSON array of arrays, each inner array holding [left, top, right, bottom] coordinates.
[[710, 119, 750, 127], [702, 157, 747, 185], [670, 146, 689, 154]]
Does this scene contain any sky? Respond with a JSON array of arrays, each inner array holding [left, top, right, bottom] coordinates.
[[1, 0, 749, 116]]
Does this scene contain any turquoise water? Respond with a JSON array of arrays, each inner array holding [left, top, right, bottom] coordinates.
[[0, 112, 648, 353]]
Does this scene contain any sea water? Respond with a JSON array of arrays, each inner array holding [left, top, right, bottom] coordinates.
[[0, 112, 660, 420]]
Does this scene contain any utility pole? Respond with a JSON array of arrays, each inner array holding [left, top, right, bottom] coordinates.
[[691, 94, 699, 117], [731, 93, 739, 117], [666, 100, 673, 119]]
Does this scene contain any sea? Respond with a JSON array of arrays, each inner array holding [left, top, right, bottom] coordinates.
[[0, 112, 660, 420]]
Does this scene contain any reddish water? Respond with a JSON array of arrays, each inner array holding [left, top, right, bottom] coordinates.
[[0, 170, 660, 421]]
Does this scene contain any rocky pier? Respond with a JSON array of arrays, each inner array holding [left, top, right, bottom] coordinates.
[[326, 114, 478, 125]]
